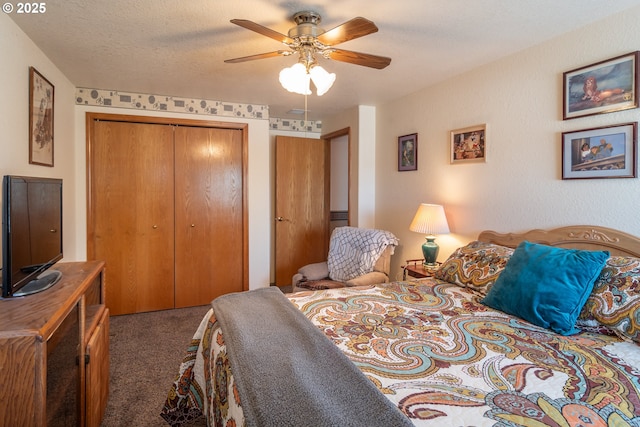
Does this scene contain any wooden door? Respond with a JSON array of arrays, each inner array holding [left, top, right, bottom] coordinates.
[[174, 126, 244, 307], [274, 136, 330, 286], [89, 120, 175, 315], [85, 308, 109, 427]]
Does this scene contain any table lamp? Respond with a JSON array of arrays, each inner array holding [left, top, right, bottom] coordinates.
[[409, 203, 450, 266]]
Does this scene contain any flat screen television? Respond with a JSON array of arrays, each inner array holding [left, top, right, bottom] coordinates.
[[1, 175, 63, 297]]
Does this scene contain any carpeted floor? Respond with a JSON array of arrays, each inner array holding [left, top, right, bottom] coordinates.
[[101, 305, 211, 427]]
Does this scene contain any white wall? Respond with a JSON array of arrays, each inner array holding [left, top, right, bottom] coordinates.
[[376, 5, 640, 280], [0, 13, 78, 264], [357, 106, 377, 228], [330, 134, 349, 211]]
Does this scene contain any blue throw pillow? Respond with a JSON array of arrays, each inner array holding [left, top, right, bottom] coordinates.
[[482, 241, 609, 335]]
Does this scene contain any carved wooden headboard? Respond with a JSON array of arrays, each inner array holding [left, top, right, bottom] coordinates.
[[478, 225, 640, 258]]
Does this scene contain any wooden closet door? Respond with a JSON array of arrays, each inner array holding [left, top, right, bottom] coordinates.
[[174, 126, 243, 307], [90, 121, 175, 315]]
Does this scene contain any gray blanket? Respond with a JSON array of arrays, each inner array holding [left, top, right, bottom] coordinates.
[[211, 287, 413, 427]]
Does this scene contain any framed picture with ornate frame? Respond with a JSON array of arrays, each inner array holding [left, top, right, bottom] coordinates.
[[450, 124, 486, 163], [398, 133, 417, 171], [561, 122, 637, 180], [29, 67, 55, 166], [563, 51, 639, 120]]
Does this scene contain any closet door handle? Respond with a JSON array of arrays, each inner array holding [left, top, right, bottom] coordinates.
[[152, 225, 158, 229]]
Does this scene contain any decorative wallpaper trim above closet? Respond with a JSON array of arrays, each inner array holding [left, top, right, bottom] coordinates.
[[75, 87, 322, 133]]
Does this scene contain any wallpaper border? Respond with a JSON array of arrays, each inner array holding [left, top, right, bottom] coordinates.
[[75, 88, 321, 133]]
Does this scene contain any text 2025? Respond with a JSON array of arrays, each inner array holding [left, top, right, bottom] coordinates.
[[17, 2, 46, 13]]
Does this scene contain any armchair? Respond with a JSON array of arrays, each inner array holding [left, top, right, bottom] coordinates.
[[292, 227, 399, 292]]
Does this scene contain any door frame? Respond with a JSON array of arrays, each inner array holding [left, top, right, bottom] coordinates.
[[322, 127, 351, 226], [85, 112, 250, 292]]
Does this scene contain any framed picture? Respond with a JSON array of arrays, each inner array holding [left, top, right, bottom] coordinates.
[[450, 124, 486, 163], [563, 51, 639, 120], [561, 122, 637, 179], [29, 67, 55, 166], [398, 133, 417, 171]]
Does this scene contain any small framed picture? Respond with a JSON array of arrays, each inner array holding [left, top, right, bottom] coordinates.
[[561, 122, 637, 179], [450, 124, 486, 163], [398, 133, 417, 171], [29, 67, 55, 167], [563, 51, 639, 120]]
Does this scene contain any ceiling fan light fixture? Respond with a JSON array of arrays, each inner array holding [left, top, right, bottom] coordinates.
[[309, 65, 336, 96], [279, 62, 311, 95], [227, 12, 391, 98]]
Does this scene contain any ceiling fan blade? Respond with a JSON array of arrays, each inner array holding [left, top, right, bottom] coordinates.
[[316, 17, 379, 46], [230, 19, 295, 45], [224, 50, 293, 63], [328, 48, 391, 69]]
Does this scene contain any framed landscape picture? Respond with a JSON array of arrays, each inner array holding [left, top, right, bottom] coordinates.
[[29, 67, 55, 166], [450, 124, 486, 163], [398, 133, 417, 171], [561, 122, 637, 179], [563, 51, 639, 120]]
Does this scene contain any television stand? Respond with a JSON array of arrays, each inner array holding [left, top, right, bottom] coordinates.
[[0, 261, 109, 426], [14, 269, 62, 296]]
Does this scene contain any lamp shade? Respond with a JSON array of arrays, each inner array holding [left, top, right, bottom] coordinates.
[[279, 63, 311, 95], [409, 204, 450, 266], [309, 65, 336, 96], [279, 62, 335, 96], [409, 204, 450, 236]]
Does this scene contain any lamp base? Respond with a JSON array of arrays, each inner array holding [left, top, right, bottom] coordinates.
[[421, 236, 439, 267]]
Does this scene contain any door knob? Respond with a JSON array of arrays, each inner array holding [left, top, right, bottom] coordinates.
[[275, 216, 290, 222]]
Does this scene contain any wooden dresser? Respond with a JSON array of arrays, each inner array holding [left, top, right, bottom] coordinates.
[[0, 261, 109, 427]]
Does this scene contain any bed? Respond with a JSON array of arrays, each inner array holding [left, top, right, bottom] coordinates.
[[161, 225, 640, 426]]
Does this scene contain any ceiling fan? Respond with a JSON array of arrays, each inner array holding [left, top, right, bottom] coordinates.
[[225, 12, 391, 94]]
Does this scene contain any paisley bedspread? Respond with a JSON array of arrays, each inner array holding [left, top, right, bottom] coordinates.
[[161, 279, 640, 426]]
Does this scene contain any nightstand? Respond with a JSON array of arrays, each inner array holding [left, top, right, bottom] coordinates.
[[402, 259, 439, 280]]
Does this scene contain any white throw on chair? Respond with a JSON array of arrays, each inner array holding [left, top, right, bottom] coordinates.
[[291, 226, 399, 292]]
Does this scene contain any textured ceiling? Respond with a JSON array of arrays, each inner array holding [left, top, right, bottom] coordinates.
[[9, 0, 640, 121]]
